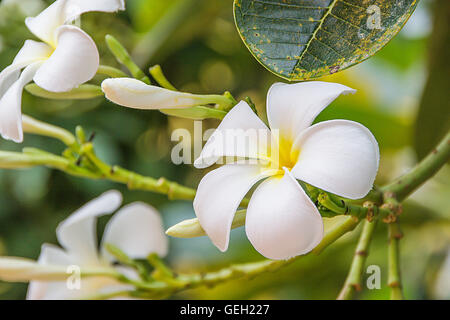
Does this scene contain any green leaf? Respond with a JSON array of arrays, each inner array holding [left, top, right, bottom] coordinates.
[[414, 0, 450, 160], [233, 0, 418, 80]]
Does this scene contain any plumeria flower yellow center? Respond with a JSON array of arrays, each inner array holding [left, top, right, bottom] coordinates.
[[193, 81, 380, 260], [25, 190, 168, 300], [0, 0, 125, 143]]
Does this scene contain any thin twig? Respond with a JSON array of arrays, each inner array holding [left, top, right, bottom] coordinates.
[[382, 131, 450, 201], [388, 221, 404, 300], [118, 216, 360, 298], [337, 219, 378, 300]]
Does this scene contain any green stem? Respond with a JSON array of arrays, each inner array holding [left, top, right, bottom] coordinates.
[[105, 35, 151, 84], [104, 243, 149, 280], [318, 193, 389, 221], [148, 253, 174, 279], [388, 221, 404, 300], [312, 217, 360, 254], [149, 65, 177, 90], [131, 0, 195, 66], [160, 106, 227, 120], [120, 216, 361, 298], [382, 130, 450, 201], [0, 150, 69, 170], [97, 65, 129, 78], [82, 290, 133, 300], [337, 219, 378, 300], [79, 143, 197, 201], [25, 84, 103, 100], [0, 148, 194, 200], [22, 115, 76, 146]]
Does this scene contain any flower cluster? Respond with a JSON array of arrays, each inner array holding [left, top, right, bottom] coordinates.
[[0, 0, 125, 142], [0, 0, 382, 299], [0, 190, 167, 300]]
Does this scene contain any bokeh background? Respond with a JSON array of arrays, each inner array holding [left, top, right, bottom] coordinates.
[[0, 0, 448, 300]]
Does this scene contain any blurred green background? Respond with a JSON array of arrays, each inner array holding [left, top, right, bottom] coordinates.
[[0, 0, 449, 300]]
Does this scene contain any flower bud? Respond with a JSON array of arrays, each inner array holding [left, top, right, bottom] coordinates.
[[22, 115, 76, 146], [0, 257, 68, 282], [166, 210, 246, 238]]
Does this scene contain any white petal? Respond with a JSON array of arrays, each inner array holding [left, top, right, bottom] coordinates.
[[56, 190, 122, 263], [102, 78, 218, 110], [267, 81, 355, 144], [28, 242, 125, 300], [0, 62, 42, 143], [38, 243, 73, 265], [101, 202, 168, 261], [291, 120, 380, 199], [62, 0, 125, 21], [0, 40, 52, 97], [28, 281, 71, 300], [33, 25, 99, 93], [28, 278, 126, 300], [0, 65, 21, 99], [12, 40, 53, 65], [194, 101, 272, 169], [245, 170, 324, 260], [193, 164, 272, 252], [25, 0, 66, 46], [25, 0, 125, 45], [27, 243, 73, 300], [0, 42, 51, 142]]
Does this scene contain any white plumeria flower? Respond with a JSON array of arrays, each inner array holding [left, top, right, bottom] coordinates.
[[0, 0, 125, 142], [193, 81, 380, 260], [27, 190, 168, 300]]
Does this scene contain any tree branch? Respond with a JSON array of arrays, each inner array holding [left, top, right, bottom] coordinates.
[[336, 219, 378, 300], [119, 216, 360, 298], [382, 130, 450, 201], [388, 221, 404, 300]]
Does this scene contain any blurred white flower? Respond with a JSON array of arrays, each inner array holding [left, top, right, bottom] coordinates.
[[1, 0, 45, 17], [8, 190, 168, 300], [0, 0, 125, 142], [193, 81, 380, 260]]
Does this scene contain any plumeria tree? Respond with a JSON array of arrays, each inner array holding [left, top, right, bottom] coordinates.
[[0, 0, 448, 300]]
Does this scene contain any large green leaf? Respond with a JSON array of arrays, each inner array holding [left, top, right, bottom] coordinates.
[[234, 0, 418, 80], [414, 0, 450, 160]]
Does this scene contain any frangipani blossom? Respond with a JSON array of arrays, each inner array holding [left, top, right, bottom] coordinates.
[[26, 190, 168, 300], [0, 0, 125, 142], [193, 82, 380, 260]]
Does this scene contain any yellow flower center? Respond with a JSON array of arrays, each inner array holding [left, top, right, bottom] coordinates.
[[259, 137, 300, 175]]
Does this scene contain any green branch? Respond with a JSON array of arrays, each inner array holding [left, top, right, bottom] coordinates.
[[25, 84, 104, 100], [388, 221, 404, 300], [116, 216, 360, 299], [382, 130, 450, 201], [97, 65, 129, 78], [337, 219, 378, 300], [105, 34, 151, 84]]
